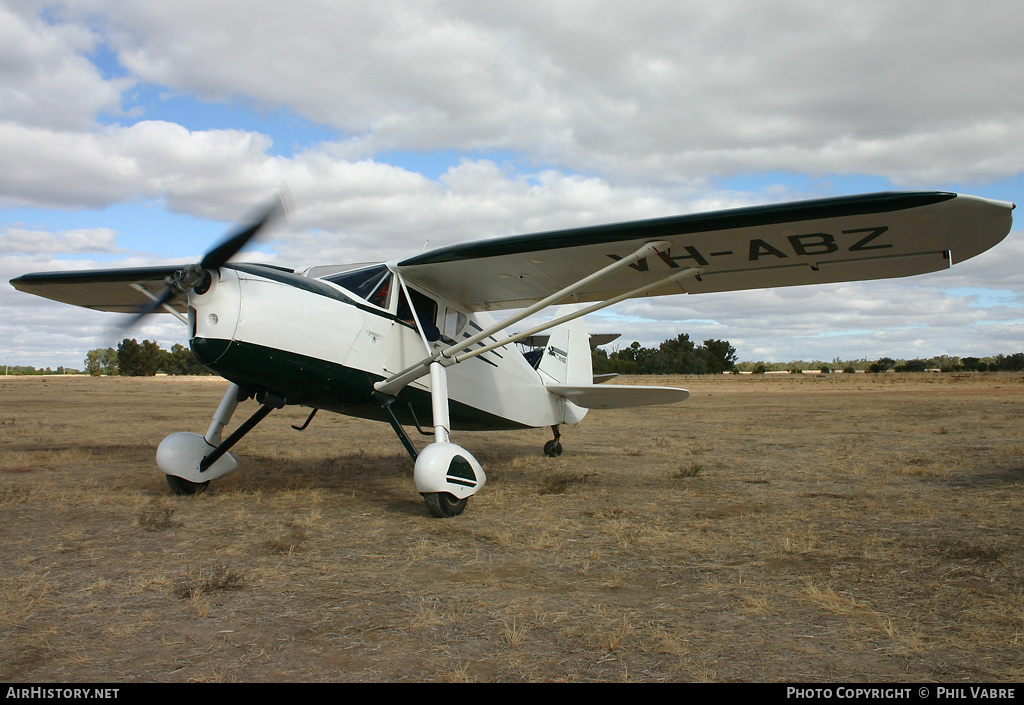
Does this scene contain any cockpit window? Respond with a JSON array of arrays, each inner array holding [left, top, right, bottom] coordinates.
[[397, 287, 441, 341], [324, 264, 391, 307]]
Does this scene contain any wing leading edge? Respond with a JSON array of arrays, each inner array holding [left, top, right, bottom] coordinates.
[[10, 265, 187, 313], [398, 192, 1013, 311], [10, 192, 1013, 317]]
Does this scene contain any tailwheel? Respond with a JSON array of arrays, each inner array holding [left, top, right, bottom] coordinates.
[[165, 474, 210, 496], [543, 425, 563, 457], [423, 492, 468, 518]]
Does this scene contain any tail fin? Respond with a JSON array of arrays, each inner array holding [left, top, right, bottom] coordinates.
[[536, 306, 592, 386]]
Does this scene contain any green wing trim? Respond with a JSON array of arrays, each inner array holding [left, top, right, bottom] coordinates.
[[400, 192, 956, 266], [10, 265, 185, 313]]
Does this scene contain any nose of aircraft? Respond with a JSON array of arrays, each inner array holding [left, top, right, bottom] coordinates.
[[189, 267, 242, 366]]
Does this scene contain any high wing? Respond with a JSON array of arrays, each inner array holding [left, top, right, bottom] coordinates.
[[10, 192, 1013, 318], [10, 265, 187, 313], [398, 192, 1014, 311]]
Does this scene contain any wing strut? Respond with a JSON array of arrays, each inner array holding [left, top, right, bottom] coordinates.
[[448, 265, 704, 366], [394, 270, 436, 355], [438, 239, 672, 358], [374, 244, 702, 396], [374, 239, 677, 395], [130, 283, 189, 323]]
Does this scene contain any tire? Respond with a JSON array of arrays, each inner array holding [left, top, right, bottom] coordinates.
[[165, 474, 210, 496], [423, 492, 468, 518], [543, 440, 563, 457]]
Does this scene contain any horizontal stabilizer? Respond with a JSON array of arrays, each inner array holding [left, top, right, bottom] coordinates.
[[546, 383, 689, 409]]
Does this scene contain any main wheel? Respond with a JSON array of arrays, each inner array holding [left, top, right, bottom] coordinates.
[[423, 492, 468, 518], [543, 439, 563, 457], [166, 474, 210, 496]]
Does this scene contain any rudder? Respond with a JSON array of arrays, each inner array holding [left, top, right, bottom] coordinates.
[[536, 306, 592, 386]]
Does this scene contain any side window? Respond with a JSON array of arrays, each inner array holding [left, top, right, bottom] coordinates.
[[397, 287, 440, 341], [443, 308, 468, 341]]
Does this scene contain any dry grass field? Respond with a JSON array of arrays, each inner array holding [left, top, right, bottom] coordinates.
[[1, 372, 1022, 683]]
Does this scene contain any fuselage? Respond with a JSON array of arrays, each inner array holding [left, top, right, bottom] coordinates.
[[188, 263, 581, 431]]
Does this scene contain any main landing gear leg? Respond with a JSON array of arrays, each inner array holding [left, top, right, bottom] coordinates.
[[373, 391, 420, 461], [157, 383, 282, 495], [413, 361, 486, 518], [544, 425, 563, 457]]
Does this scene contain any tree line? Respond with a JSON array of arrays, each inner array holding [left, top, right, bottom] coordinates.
[[592, 334, 738, 375], [83, 340, 213, 377], [6, 336, 1021, 377], [864, 354, 1024, 373], [736, 353, 1024, 374], [87, 338, 1024, 377]]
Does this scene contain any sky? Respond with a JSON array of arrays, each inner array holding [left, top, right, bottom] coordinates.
[[2, 0, 1022, 370]]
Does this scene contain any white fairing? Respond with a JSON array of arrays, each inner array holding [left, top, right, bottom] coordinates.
[[156, 431, 238, 483], [414, 442, 486, 499]]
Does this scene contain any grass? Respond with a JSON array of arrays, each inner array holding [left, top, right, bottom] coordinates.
[[0, 372, 1022, 681], [675, 462, 704, 478], [173, 565, 246, 600]]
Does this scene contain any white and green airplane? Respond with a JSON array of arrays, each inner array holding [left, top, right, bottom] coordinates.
[[10, 192, 1013, 517]]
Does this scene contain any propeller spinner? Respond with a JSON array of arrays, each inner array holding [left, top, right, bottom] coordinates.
[[122, 197, 286, 331]]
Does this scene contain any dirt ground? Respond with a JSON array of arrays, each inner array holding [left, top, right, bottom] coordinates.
[[1, 372, 1022, 683]]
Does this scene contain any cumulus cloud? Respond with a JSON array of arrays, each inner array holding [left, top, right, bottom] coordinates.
[[0, 226, 123, 254], [0, 3, 128, 129], [51, 0, 1024, 183]]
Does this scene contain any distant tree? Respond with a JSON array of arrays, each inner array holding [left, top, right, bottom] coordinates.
[[160, 343, 212, 375], [658, 334, 703, 374], [929, 355, 961, 372], [84, 347, 118, 376], [605, 341, 642, 375], [869, 357, 895, 373], [702, 339, 737, 374], [117, 339, 162, 376], [961, 357, 984, 372], [901, 359, 928, 373], [994, 353, 1024, 372]]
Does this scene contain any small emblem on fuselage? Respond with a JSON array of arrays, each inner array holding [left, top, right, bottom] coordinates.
[[547, 346, 568, 363], [366, 330, 383, 343]]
